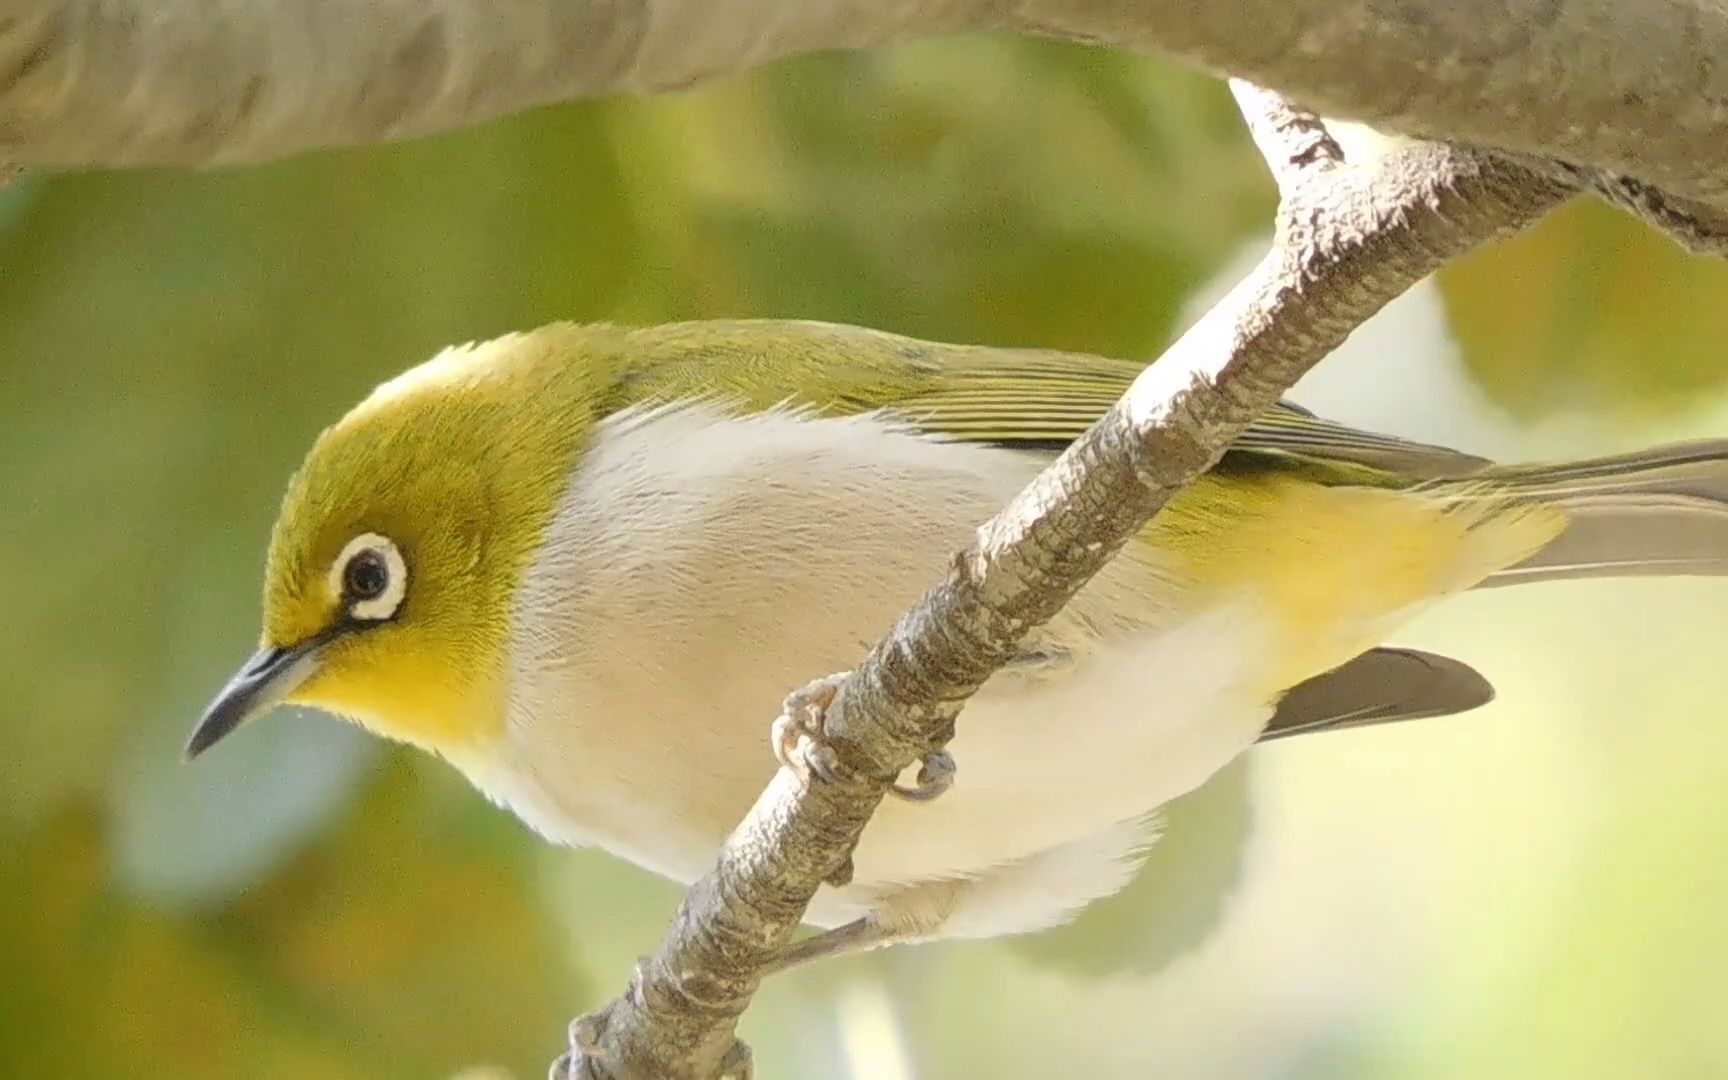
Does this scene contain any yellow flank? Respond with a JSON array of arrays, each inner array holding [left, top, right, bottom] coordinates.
[[1153, 473, 1568, 692]]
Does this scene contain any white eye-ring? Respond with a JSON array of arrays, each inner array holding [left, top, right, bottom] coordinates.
[[329, 532, 408, 622]]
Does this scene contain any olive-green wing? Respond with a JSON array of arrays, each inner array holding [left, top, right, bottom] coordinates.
[[610, 319, 1488, 477], [874, 335, 1489, 479]]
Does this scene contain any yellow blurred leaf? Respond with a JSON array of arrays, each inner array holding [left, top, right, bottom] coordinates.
[[0, 809, 375, 1079], [1439, 199, 1728, 418]]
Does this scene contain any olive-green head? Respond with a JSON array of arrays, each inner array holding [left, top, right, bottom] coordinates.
[[187, 324, 612, 759]]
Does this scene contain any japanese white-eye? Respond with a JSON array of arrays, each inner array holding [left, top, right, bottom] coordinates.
[[187, 319, 1728, 962]]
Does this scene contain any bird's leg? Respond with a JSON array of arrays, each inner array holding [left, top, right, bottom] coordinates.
[[768, 875, 963, 974], [771, 673, 956, 802], [764, 917, 907, 975]]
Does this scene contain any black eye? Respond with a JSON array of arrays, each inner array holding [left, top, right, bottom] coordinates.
[[342, 548, 390, 601]]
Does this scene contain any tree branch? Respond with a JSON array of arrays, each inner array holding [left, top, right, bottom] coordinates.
[[1229, 82, 1343, 196], [1562, 163, 1728, 258], [549, 88, 1572, 1080], [0, 0, 1722, 222]]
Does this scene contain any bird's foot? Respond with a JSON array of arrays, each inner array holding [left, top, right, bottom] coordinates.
[[771, 673, 956, 802], [548, 1003, 610, 1080], [770, 672, 853, 787], [717, 1040, 755, 1079], [892, 749, 956, 802], [550, 960, 754, 1079]]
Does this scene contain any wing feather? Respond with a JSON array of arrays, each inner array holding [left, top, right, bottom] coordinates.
[[608, 320, 1488, 479], [1259, 647, 1495, 742]]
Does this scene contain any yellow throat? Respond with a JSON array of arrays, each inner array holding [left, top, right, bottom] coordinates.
[[258, 325, 616, 751]]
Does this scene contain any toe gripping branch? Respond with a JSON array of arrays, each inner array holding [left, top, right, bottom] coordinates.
[[770, 673, 956, 885], [772, 672, 957, 801], [555, 959, 755, 1080]]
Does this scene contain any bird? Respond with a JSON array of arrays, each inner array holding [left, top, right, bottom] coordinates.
[[187, 318, 1728, 967]]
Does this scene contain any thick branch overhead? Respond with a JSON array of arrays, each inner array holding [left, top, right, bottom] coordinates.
[[0, 0, 1724, 216], [549, 89, 1572, 1080]]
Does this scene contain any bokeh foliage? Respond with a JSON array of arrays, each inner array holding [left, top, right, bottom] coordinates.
[[4, 34, 1728, 1080], [1439, 197, 1728, 418]]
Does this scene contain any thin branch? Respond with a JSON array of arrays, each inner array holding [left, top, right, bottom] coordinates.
[[0, 0, 1723, 221], [1228, 80, 1342, 195], [549, 87, 1573, 1080]]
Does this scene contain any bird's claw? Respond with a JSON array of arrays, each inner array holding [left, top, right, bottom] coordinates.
[[772, 673, 856, 787], [548, 1005, 612, 1079], [719, 1039, 755, 1080], [771, 673, 956, 803], [569, 1011, 606, 1056], [548, 957, 653, 1079], [891, 749, 956, 801], [549, 1006, 752, 1080]]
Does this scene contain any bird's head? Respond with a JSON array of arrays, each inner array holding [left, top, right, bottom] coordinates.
[[186, 325, 612, 760]]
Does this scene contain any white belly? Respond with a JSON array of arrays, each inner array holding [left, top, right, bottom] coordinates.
[[452, 403, 1279, 938], [826, 601, 1274, 935], [460, 599, 1273, 934]]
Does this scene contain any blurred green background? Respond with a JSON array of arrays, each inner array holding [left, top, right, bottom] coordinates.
[[5, 36, 1728, 1080]]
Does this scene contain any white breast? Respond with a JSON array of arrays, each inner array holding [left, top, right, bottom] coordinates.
[[452, 404, 1277, 938]]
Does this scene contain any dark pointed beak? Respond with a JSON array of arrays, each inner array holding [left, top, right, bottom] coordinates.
[[184, 638, 324, 761]]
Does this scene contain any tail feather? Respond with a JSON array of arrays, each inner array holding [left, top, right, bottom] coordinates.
[[1470, 440, 1728, 587]]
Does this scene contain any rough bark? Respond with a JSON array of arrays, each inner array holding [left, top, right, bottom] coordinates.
[[0, 0, 1722, 217], [548, 87, 1573, 1080]]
